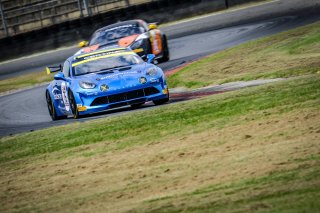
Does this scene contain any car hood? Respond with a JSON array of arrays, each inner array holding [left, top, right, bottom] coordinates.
[[73, 63, 155, 92], [75, 35, 139, 55]]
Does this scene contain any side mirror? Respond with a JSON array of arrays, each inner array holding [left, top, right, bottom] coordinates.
[[148, 23, 158, 30], [147, 54, 156, 64], [79, 40, 88, 48], [46, 65, 62, 75], [54, 72, 66, 81]]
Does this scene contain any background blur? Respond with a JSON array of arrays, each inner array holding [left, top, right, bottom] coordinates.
[[0, 0, 259, 60]]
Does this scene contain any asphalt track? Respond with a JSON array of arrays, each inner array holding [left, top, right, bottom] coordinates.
[[1, 0, 320, 137]]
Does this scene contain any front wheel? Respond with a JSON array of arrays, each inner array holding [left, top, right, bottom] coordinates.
[[46, 90, 67, 121], [131, 102, 145, 109], [68, 90, 81, 119], [153, 97, 169, 105]]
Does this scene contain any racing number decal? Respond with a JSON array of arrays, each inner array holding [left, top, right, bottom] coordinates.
[[149, 30, 163, 55], [61, 82, 70, 112]]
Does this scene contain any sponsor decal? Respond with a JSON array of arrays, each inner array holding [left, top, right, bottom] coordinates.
[[100, 71, 139, 80], [54, 94, 62, 100], [139, 77, 147, 84], [76, 47, 126, 58], [83, 50, 124, 60], [150, 78, 160, 83], [100, 84, 109, 91], [61, 82, 70, 112], [72, 51, 134, 67], [52, 87, 62, 100]]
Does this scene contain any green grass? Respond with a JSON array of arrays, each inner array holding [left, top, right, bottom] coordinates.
[[0, 71, 53, 93], [167, 21, 320, 88]]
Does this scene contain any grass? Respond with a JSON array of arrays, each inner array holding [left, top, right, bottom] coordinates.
[[144, 168, 320, 213], [0, 75, 319, 212], [167, 21, 320, 88], [0, 71, 53, 93], [1, 22, 320, 212]]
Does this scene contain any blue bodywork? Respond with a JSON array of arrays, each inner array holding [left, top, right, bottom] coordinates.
[[46, 48, 169, 119]]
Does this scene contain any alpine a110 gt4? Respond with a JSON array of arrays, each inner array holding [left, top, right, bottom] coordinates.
[[45, 48, 169, 120]]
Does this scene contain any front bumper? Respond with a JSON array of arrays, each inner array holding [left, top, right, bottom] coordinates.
[[74, 83, 168, 115]]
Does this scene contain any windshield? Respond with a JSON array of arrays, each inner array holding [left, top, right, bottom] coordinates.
[[89, 24, 145, 46], [73, 54, 143, 76]]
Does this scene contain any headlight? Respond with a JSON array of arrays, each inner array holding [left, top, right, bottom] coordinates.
[[146, 67, 158, 76], [79, 81, 96, 89]]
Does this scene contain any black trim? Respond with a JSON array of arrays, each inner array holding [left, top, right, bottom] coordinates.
[[90, 87, 159, 106]]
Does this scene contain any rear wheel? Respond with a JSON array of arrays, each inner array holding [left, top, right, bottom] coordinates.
[[68, 90, 80, 119], [46, 90, 67, 120]]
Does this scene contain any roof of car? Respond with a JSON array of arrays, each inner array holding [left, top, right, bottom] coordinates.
[[95, 20, 145, 33]]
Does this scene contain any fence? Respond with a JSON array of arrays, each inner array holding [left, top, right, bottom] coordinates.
[[0, 0, 155, 38]]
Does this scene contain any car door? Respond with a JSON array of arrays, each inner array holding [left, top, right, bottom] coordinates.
[[53, 61, 71, 115]]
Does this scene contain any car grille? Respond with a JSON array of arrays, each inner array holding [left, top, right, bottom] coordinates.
[[90, 87, 159, 106]]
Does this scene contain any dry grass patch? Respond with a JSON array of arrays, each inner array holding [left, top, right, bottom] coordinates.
[[0, 107, 319, 212]]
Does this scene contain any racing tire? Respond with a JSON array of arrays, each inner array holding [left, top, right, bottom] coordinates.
[[46, 90, 67, 121], [68, 90, 81, 119], [153, 96, 169, 105], [158, 35, 170, 63], [131, 102, 145, 109]]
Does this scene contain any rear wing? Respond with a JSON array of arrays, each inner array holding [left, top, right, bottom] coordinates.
[[45, 65, 62, 75]]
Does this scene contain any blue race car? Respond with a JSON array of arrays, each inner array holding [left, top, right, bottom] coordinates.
[[45, 48, 169, 120]]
